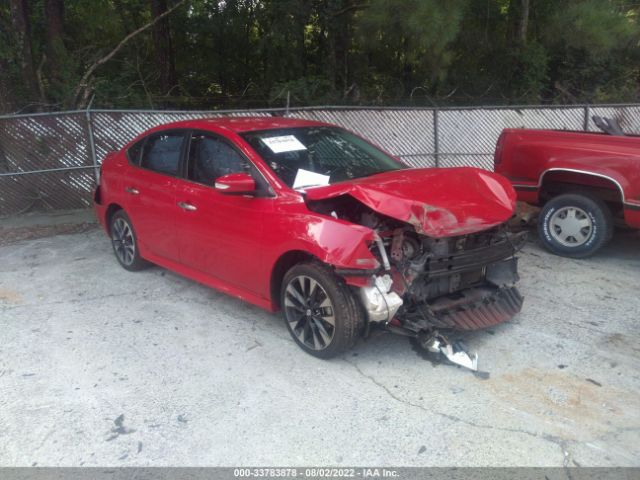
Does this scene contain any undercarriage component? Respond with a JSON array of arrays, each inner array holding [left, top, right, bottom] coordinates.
[[431, 285, 523, 330], [417, 331, 478, 371], [397, 230, 526, 303], [413, 230, 526, 281], [359, 274, 403, 323], [373, 233, 391, 271], [486, 257, 520, 287], [390, 228, 421, 263], [405, 284, 523, 331]]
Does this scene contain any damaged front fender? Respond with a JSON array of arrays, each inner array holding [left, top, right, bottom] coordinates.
[[271, 209, 381, 272]]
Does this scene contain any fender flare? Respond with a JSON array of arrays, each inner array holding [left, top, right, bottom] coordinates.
[[537, 168, 632, 206]]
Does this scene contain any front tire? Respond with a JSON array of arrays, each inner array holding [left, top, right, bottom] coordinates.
[[110, 210, 149, 271], [281, 262, 363, 359], [538, 193, 612, 258]]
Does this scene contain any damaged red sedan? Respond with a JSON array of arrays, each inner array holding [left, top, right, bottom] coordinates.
[[94, 117, 525, 369]]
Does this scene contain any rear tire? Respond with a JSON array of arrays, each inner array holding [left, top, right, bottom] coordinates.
[[281, 262, 363, 359], [110, 210, 149, 271], [538, 193, 612, 258]]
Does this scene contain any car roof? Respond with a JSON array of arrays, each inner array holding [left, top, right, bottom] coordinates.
[[150, 116, 332, 134]]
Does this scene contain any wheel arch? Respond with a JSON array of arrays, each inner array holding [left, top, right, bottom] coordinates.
[[105, 203, 125, 234], [539, 168, 624, 212], [270, 250, 320, 310]]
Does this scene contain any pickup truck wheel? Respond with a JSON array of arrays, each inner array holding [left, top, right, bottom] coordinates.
[[281, 262, 362, 359], [110, 210, 149, 271], [538, 194, 612, 258]]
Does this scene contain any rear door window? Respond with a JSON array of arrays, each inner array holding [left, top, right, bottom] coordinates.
[[140, 131, 185, 176]]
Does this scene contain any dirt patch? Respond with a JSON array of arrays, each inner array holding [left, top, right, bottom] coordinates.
[[0, 288, 23, 304], [0, 222, 98, 247], [482, 368, 640, 439]]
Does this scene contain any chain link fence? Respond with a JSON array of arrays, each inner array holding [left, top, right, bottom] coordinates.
[[1, 104, 639, 216]]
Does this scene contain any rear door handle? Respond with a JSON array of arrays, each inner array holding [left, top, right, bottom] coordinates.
[[125, 186, 139, 195], [177, 201, 197, 211]]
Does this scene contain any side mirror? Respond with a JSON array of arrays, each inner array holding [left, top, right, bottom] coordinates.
[[214, 172, 256, 195]]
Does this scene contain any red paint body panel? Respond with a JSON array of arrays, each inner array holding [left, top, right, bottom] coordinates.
[[304, 167, 516, 237], [122, 168, 181, 261], [495, 128, 640, 228], [174, 180, 270, 296], [95, 117, 517, 312]]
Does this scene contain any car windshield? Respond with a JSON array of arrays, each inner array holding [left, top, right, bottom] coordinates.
[[240, 127, 404, 189]]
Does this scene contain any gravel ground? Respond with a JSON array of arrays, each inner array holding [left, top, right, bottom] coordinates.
[[0, 209, 96, 247], [0, 222, 638, 467]]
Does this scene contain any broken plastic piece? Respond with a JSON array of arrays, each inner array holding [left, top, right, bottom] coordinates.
[[421, 332, 478, 371], [359, 274, 403, 323]]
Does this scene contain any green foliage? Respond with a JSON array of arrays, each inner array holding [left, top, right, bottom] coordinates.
[[540, 0, 640, 103], [545, 0, 636, 56], [357, 0, 465, 88], [270, 76, 335, 105], [0, 0, 638, 112]]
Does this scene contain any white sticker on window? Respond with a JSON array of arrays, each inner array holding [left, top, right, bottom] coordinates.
[[261, 135, 307, 153], [292, 168, 330, 190]]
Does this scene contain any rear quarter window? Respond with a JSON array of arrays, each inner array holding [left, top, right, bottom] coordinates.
[[127, 139, 145, 165]]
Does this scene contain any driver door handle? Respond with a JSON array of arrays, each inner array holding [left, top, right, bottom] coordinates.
[[177, 201, 197, 211], [124, 186, 139, 195]]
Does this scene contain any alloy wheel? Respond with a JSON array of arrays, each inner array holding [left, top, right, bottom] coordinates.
[[283, 275, 336, 351], [112, 217, 136, 266]]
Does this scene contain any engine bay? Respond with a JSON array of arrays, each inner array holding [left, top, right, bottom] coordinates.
[[306, 194, 526, 336]]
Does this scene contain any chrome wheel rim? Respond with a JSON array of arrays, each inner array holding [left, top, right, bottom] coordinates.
[[112, 218, 136, 265], [549, 206, 593, 247], [284, 275, 335, 351]]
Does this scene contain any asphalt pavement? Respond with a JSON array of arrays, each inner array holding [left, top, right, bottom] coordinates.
[[0, 219, 638, 466]]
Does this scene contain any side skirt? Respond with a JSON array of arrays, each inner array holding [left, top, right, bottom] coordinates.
[[140, 246, 276, 313]]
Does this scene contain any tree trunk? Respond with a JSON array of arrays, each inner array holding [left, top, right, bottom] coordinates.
[[329, 0, 354, 97], [9, 0, 40, 105], [150, 0, 177, 95], [45, 0, 66, 96], [0, 59, 13, 113], [516, 0, 529, 44]]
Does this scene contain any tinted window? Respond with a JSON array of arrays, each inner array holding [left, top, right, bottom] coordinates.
[[188, 133, 249, 184], [140, 132, 185, 175], [127, 139, 145, 165]]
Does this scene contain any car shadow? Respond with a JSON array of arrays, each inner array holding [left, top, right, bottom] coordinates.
[[599, 228, 640, 260]]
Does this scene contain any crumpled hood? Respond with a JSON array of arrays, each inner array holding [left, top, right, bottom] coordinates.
[[304, 167, 517, 237]]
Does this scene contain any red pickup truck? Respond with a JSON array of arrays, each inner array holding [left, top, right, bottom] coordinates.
[[494, 119, 640, 257]]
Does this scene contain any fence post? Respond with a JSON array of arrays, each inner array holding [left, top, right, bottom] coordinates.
[[583, 105, 590, 131], [285, 91, 290, 116], [433, 108, 440, 167], [85, 96, 99, 183]]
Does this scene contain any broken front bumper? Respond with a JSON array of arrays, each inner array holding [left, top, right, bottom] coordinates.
[[427, 285, 524, 330], [357, 240, 524, 330]]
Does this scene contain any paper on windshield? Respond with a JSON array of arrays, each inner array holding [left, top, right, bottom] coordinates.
[[261, 135, 307, 154], [292, 169, 330, 190]]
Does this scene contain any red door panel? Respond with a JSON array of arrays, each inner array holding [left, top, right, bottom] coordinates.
[[122, 167, 180, 261], [175, 181, 271, 297], [120, 130, 186, 262]]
